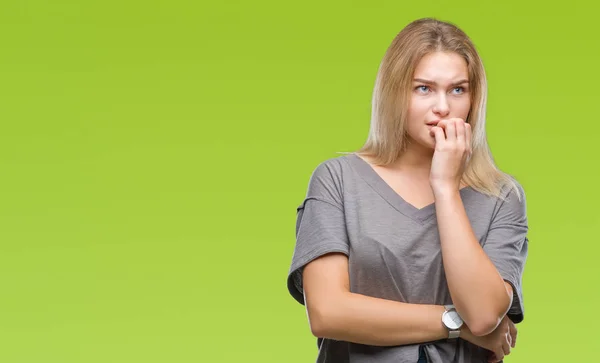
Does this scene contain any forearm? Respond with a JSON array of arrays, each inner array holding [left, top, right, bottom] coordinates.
[[433, 188, 511, 335], [310, 292, 449, 346]]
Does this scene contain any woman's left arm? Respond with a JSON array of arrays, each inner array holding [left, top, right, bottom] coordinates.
[[433, 188, 515, 336], [429, 118, 528, 337]]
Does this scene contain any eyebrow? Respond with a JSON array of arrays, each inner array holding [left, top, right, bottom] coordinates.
[[413, 78, 469, 86]]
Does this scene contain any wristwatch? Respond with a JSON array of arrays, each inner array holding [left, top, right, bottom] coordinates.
[[442, 304, 463, 339]]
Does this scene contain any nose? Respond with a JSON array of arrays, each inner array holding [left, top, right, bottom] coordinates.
[[432, 94, 450, 117]]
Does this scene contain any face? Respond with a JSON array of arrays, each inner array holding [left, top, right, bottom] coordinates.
[[405, 51, 471, 150]]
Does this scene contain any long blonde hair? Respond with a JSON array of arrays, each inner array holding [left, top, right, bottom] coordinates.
[[350, 17, 520, 200]]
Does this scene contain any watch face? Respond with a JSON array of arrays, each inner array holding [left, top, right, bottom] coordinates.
[[442, 311, 463, 330]]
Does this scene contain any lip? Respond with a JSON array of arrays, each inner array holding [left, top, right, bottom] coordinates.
[[426, 120, 440, 126]]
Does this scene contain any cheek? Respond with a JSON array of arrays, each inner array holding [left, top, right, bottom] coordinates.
[[407, 100, 429, 120], [450, 100, 471, 121]]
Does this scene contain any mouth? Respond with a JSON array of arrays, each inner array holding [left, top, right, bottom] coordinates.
[[426, 120, 440, 127]]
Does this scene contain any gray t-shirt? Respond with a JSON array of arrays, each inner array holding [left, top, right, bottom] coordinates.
[[287, 153, 528, 363]]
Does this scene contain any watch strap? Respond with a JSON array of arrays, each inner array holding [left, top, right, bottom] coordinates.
[[448, 329, 461, 339]]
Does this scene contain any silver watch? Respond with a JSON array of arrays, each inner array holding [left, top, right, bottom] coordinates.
[[442, 305, 463, 339]]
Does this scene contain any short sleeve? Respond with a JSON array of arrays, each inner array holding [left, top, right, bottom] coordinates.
[[482, 181, 529, 323], [286, 161, 350, 306]]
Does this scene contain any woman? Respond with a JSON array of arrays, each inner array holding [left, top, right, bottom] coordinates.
[[286, 18, 528, 363]]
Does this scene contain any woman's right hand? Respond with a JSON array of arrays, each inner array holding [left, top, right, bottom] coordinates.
[[462, 315, 517, 362]]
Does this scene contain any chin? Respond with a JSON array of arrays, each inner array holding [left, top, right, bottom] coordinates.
[[426, 137, 436, 149], [407, 134, 436, 151], [419, 134, 436, 150]]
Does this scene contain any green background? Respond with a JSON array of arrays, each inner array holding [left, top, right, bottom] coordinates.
[[0, 0, 597, 362]]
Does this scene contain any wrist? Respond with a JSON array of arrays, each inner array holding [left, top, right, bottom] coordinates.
[[431, 183, 460, 199], [441, 305, 464, 339], [459, 324, 477, 344], [460, 324, 472, 338]]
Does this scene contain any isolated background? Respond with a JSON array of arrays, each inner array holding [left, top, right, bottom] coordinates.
[[0, 0, 598, 362]]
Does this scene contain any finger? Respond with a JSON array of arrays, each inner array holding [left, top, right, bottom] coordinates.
[[503, 335, 511, 356], [493, 348, 504, 363], [445, 119, 457, 142], [465, 123, 472, 155], [509, 322, 517, 348], [436, 120, 449, 138], [431, 126, 446, 147], [456, 119, 465, 149]]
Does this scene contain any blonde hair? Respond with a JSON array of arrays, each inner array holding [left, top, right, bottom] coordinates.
[[348, 17, 520, 201]]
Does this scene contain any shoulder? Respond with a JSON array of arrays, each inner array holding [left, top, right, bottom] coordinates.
[[303, 153, 354, 201], [493, 175, 528, 220], [465, 174, 527, 221], [499, 175, 527, 206], [307, 153, 354, 183]]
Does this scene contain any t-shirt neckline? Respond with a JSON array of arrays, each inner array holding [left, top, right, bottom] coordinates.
[[345, 152, 473, 224]]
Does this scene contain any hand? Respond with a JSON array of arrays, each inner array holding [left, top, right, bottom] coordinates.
[[429, 118, 472, 193], [462, 315, 517, 363]]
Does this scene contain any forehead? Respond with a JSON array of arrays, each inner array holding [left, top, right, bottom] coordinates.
[[413, 52, 469, 82]]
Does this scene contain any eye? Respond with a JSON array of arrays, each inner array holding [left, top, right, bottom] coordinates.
[[452, 87, 466, 94], [415, 85, 430, 93]]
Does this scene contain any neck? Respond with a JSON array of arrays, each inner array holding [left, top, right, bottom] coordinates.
[[389, 140, 434, 178]]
